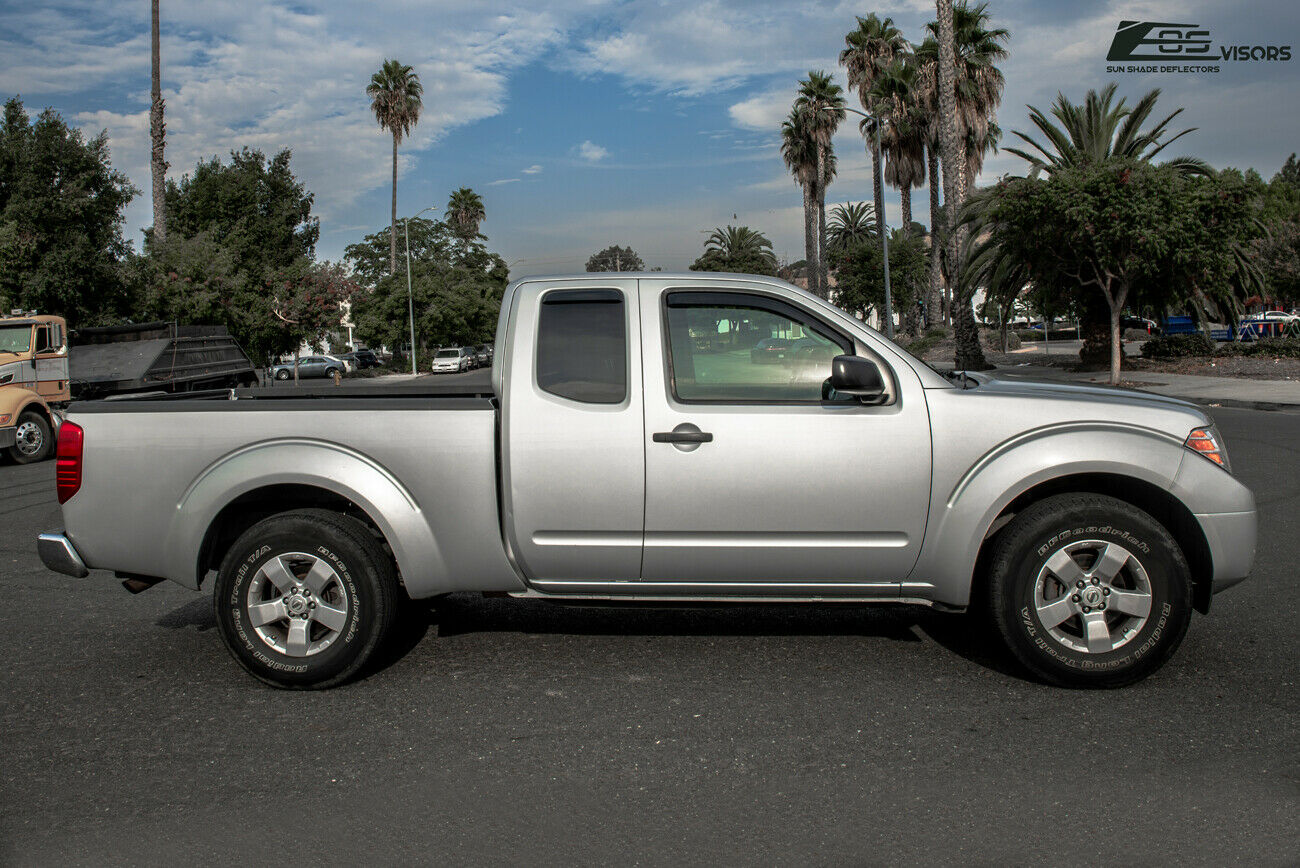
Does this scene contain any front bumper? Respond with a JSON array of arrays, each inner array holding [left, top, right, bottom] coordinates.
[[37, 532, 90, 578], [0, 426, 14, 449], [1195, 510, 1257, 594]]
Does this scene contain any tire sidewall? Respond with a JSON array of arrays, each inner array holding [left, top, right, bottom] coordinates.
[[215, 518, 380, 688], [995, 500, 1192, 685]]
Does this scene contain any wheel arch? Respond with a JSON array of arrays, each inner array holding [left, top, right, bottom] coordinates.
[[973, 472, 1214, 615], [167, 438, 447, 595]]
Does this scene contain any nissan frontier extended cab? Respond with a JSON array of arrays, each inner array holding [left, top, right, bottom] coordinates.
[[38, 273, 1256, 689]]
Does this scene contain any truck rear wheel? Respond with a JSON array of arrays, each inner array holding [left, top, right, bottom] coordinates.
[[986, 493, 1192, 688], [9, 410, 52, 464], [214, 510, 399, 689]]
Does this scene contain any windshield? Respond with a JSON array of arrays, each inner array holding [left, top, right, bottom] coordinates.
[[436, 349, 459, 358], [0, 325, 32, 353]]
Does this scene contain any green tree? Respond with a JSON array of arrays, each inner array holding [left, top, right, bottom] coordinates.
[[1003, 83, 1210, 365], [781, 108, 820, 294], [144, 147, 319, 362], [827, 202, 878, 252], [689, 225, 778, 275], [0, 97, 138, 324], [871, 57, 926, 235], [794, 71, 845, 298], [981, 161, 1261, 384], [367, 59, 423, 275], [446, 187, 485, 241], [586, 245, 644, 272], [345, 217, 507, 356], [267, 260, 361, 380], [832, 228, 928, 324]]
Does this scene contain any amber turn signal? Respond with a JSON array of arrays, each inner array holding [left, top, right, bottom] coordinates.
[[1185, 427, 1230, 472]]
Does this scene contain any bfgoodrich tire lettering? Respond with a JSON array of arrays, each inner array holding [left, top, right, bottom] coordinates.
[[987, 493, 1192, 688], [214, 510, 398, 689]]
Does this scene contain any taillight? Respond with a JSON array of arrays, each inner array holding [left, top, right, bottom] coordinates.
[[56, 421, 83, 504], [1185, 426, 1230, 473]]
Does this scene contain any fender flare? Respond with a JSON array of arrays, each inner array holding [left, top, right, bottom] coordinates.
[[166, 438, 444, 592], [914, 422, 1188, 607]]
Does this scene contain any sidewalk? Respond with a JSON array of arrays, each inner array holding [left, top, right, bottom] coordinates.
[[990, 363, 1300, 409]]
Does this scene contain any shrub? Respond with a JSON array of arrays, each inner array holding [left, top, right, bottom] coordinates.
[[982, 329, 1020, 351], [1015, 327, 1079, 342], [1216, 337, 1300, 359], [1123, 327, 1153, 341], [1141, 333, 1215, 358]]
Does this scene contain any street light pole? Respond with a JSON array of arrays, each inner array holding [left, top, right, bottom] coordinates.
[[823, 105, 894, 339], [403, 205, 438, 376]]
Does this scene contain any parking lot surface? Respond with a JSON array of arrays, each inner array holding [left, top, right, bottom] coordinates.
[[1, 405, 1296, 864]]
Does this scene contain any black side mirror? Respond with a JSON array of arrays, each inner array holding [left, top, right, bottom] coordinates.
[[831, 354, 886, 401]]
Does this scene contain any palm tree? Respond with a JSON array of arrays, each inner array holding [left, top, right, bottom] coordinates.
[[1004, 84, 1210, 177], [446, 187, 485, 240], [705, 225, 776, 261], [841, 14, 908, 298], [870, 57, 927, 237], [781, 108, 819, 295], [827, 201, 878, 252], [367, 59, 423, 275], [150, 0, 166, 241], [794, 71, 845, 298]]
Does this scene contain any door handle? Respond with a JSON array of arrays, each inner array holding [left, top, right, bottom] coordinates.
[[653, 431, 713, 443]]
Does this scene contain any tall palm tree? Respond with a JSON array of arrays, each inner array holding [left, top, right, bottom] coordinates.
[[914, 36, 946, 323], [367, 59, 423, 275], [446, 187, 485, 240], [1004, 84, 1210, 177], [781, 108, 819, 294], [827, 201, 878, 252], [841, 14, 908, 300], [150, 0, 166, 241], [794, 71, 845, 298], [870, 57, 927, 237]]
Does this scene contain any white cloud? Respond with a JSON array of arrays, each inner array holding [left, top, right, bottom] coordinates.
[[488, 177, 521, 185], [577, 140, 609, 162], [521, 164, 543, 174], [729, 86, 798, 132]]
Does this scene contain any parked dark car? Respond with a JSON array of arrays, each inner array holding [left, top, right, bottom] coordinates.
[[750, 337, 792, 364], [472, 344, 490, 367], [1121, 316, 1161, 335], [338, 349, 382, 369]]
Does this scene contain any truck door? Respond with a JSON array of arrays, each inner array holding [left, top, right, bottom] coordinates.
[[638, 282, 932, 587], [500, 280, 645, 582], [33, 322, 69, 401]]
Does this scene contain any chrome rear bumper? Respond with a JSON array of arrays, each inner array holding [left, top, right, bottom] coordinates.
[[38, 532, 89, 578]]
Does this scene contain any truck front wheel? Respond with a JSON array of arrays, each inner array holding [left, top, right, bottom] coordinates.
[[986, 493, 1193, 688], [9, 410, 53, 464], [214, 510, 399, 689]]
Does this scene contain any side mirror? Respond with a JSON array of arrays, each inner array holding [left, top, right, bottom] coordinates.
[[831, 354, 886, 400]]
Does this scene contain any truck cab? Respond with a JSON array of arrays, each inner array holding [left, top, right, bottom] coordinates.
[[0, 311, 70, 463]]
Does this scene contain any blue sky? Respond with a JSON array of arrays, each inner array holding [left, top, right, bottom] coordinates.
[[2, 0, 1297, 276]]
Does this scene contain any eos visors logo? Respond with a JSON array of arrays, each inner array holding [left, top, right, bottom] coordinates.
[[1105, 21, 1291, 72]]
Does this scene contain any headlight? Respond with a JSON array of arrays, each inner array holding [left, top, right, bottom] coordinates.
[[1185, 426, 1231, 472]]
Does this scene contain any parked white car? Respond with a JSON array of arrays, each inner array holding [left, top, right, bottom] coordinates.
[[431, 347, 472, 373]]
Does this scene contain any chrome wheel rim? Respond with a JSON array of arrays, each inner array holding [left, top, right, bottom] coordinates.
[[1034, 539, 1153, 654], [14, 420, 43, 455], [246, 552, 350, 657]]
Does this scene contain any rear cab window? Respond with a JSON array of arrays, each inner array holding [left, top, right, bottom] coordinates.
[[536, 289, 627, 404]]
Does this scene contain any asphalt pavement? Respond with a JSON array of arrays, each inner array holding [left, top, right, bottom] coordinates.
[[0, 405, 1296, 865]]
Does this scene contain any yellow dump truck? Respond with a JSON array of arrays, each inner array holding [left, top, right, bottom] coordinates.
[[0, 311, 71, 463], [1, 311, 258, 463]]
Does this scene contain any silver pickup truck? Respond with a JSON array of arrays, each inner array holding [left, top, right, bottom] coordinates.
[[38, 273, 1256, 689]]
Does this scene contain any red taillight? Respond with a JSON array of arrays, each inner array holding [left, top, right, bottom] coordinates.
[[56, 421, 83, 504]]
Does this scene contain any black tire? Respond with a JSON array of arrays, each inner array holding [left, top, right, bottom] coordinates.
[[275, 369, 290, 381], [987, 493, 1192, 688], [325, 367, 339, 378], [214, 510, 399, 689], [9, 410, 53, 464]]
